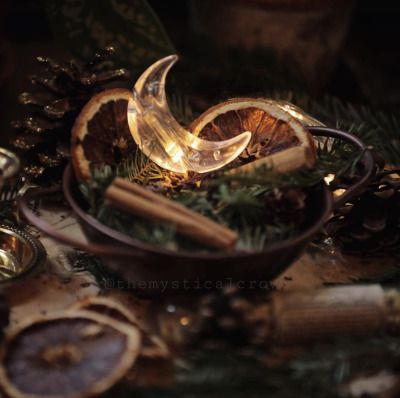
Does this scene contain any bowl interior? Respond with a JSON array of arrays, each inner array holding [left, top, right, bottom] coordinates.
[[64, 164, 332, 259]]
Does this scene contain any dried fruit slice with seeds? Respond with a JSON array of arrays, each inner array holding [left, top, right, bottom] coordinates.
[[71, 88, 136, 181], [190, 98, 316, 172], [0, 310, 141, 398], [70, 296, 169, 359]]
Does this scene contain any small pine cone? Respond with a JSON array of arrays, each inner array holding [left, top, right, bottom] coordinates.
[[328, 170, 400, 255], [192, 285, 273, 346], [10, 46, 130, 184]]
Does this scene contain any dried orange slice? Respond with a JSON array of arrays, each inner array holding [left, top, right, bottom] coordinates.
[[71, 88, 136, 181], [70, 297, 169, 360], [0, 311, 141, 398], [190, 98, 316, 172]]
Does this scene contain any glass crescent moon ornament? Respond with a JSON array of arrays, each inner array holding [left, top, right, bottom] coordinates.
[[127, 55, 252, 173]]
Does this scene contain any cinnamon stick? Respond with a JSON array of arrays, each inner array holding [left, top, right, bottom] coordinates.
[[105, 179, 237, 250], [113, 178, 237, 241], [230, 145, 310, 174]]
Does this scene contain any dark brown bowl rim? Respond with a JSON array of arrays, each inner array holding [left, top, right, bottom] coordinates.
[[63, 163, 332, 260]]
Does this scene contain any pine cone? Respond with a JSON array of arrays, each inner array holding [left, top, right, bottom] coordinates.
[[191, 285, 274, 347], [11, 46, 129, 183], [327, 169, 400, 255]]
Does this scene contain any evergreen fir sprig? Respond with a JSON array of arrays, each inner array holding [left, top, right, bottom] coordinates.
[[208, 136, 361, 191], [72, 251, 126, 290], [124, 150, 165, 184], [106, 336, 400, 398], [270, 91, 400, 166], [79, 149, 165, 213]]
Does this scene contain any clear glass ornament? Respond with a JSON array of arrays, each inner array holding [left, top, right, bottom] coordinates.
[[127, 55, 252, 173]]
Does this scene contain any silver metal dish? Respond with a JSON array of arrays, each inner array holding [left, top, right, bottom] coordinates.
[[0, 148, 20, 189], [0, 225, 46, 285]]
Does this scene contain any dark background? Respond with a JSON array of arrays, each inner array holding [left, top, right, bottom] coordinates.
[[1, 0, 400, 145]]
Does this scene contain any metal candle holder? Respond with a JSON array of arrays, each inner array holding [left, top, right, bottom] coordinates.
[[0, 148, 46, 284], [0, 225, 46, 285]]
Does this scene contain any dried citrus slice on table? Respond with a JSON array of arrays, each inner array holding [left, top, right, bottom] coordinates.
[[190, 98, 316, 173], [71, 88, 136, 181], [70, 297, 170, 359], [0, 311, 141, 398]]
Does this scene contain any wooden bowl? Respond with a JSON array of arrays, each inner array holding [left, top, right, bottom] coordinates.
[[19, 127, 375, 295]]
